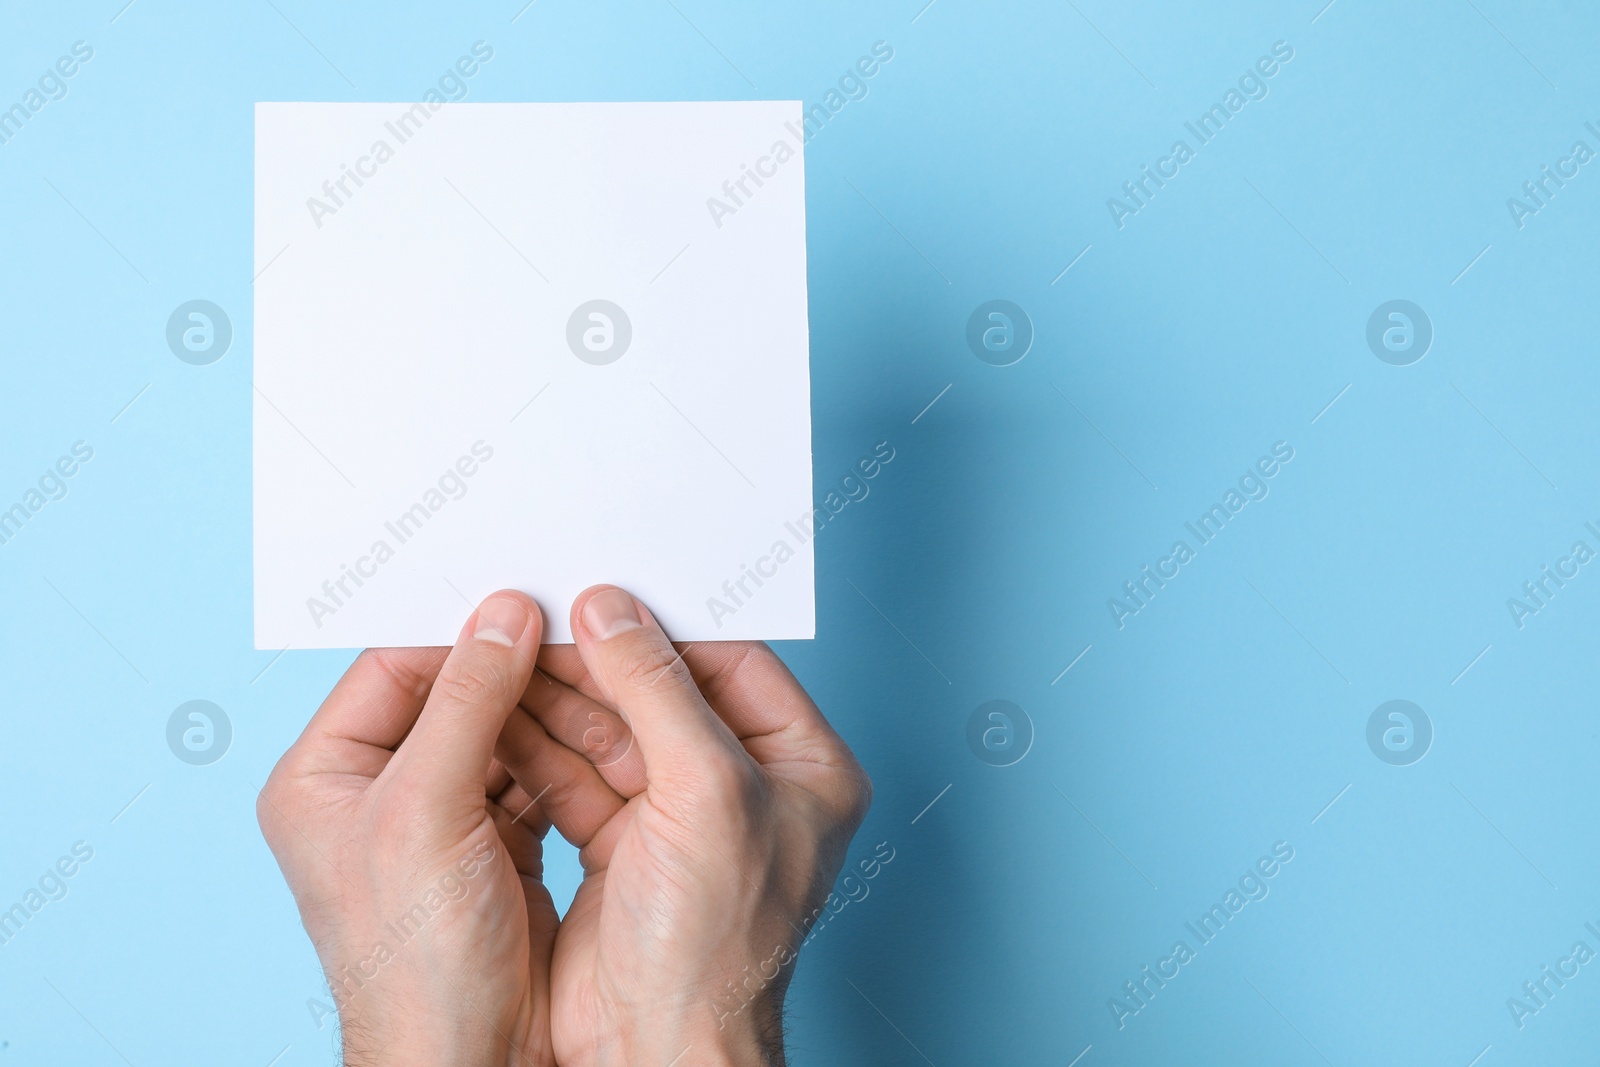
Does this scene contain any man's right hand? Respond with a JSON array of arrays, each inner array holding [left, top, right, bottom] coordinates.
[[496, 585, 872, 1066]]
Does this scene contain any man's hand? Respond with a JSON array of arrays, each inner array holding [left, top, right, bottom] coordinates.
[[259, 584, 871, 1066], [498, 586, 872, 1067], [258, 592, 558, 1067]]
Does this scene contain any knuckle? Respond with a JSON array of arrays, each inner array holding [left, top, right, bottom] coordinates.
[[364, 648, 437, 704], [431, 658, 507, 707], [851, 766, 874, 824], [613, 636, 692, 691], [539, 772, 585, 817], [253, 786, 279, 842], [578, 710, 632, 766], [700, 641, 763, 690], [696, 748, 764, 808], [255, 765, 299, 845], [651, 748, 762, 833], [812, 757, 871, 831]]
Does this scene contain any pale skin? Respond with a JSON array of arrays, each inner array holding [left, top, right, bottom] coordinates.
[[257, 585, 871, 1066]]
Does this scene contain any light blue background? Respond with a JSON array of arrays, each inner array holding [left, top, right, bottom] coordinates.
[[4, 0, 1600, 1063]]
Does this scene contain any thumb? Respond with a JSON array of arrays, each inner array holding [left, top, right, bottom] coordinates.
[[571, 585, 749, 782], [391, 591, 542, 803]]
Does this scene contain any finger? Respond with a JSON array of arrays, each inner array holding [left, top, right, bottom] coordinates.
[[570, 586, 750, 779], [288, 647, 449, 776], [532, 644, 588, 686], [542, 639, 849, 766], [496, 705, 627, 849], [577, 801, 634, 873], [680, 643, 851, 755], [516, 670, 647, 797], [487, 798, 543, 880], [389, 591, 542, 802], [681, 643, 868, 824], [486, 757, 512, 799], [494, 779, 552, 836]]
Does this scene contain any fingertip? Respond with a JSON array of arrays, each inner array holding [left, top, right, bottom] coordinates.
[[468, 589, 542, 650], [390, 591, 544, 799], [570, 584, 615, 618], [573, 585, 644, 643], [569, 585, 601, 641], [567, 585, 748, 781]]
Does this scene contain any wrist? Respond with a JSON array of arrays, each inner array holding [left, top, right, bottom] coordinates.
[[595, 1003, 785, 1067], [340, 1018, 504, 1067], [336, 988, 542, 1067]]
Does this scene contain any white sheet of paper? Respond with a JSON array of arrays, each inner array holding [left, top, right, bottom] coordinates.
[[254, 102, 814, 648]]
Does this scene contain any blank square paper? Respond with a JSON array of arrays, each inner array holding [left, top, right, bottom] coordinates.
[[254, 101, 813, 648]]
